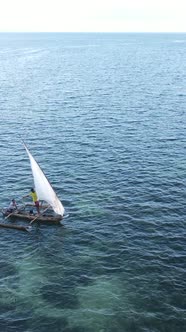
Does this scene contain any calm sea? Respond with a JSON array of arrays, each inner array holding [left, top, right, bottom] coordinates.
[[0, 33, 185, 332]]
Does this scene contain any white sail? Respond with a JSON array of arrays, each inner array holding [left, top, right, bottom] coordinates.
[[24, 144, 65, 216]]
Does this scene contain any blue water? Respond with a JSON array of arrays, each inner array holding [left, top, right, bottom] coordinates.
[[0, 33, 185, 332]]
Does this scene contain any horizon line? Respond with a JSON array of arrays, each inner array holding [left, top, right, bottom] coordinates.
[[0, 31, 186, 34]]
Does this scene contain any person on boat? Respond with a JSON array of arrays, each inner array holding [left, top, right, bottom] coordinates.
[[7, 199, 18, 213], [23, 188, 40, 214]]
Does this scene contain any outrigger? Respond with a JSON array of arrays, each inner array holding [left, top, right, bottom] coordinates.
[[1, 143, 65, 231]]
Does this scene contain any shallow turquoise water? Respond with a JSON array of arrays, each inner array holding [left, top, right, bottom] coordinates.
[[0, 33, 185, 332]]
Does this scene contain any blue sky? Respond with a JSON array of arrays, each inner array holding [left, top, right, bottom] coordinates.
[[0, 0, 185, 32]]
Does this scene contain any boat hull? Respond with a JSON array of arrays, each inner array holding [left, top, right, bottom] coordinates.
[[2, 209, 63, 223]]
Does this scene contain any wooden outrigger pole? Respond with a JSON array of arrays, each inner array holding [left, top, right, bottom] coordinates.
[[30, 205, 50, 224], [0, 222, 32, 232]]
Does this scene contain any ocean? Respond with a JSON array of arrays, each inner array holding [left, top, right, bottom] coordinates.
[[0, 33, 185, 332]]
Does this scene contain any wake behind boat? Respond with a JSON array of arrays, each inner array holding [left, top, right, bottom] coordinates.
[[1, 143, 65, 229]]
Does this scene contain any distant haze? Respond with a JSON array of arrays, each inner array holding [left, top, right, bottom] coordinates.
[[0, 0, 186, 32]]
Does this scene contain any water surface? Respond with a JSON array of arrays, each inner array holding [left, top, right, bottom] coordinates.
[[0, 33, 185, 332]]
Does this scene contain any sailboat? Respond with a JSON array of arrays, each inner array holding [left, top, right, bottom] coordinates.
[[2, 143, 65, 226]]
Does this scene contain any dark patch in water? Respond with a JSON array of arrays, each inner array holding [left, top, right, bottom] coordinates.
[[63, 327, 86, 332], [29, 317, 69, 332], [0, 318, 30, 332], [1, 261, 17, 277], [41, 285, 79, 309], [0, 303, 16, 315]]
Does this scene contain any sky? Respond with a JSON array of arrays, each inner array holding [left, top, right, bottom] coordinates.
[[0, 0, 186, 32]]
